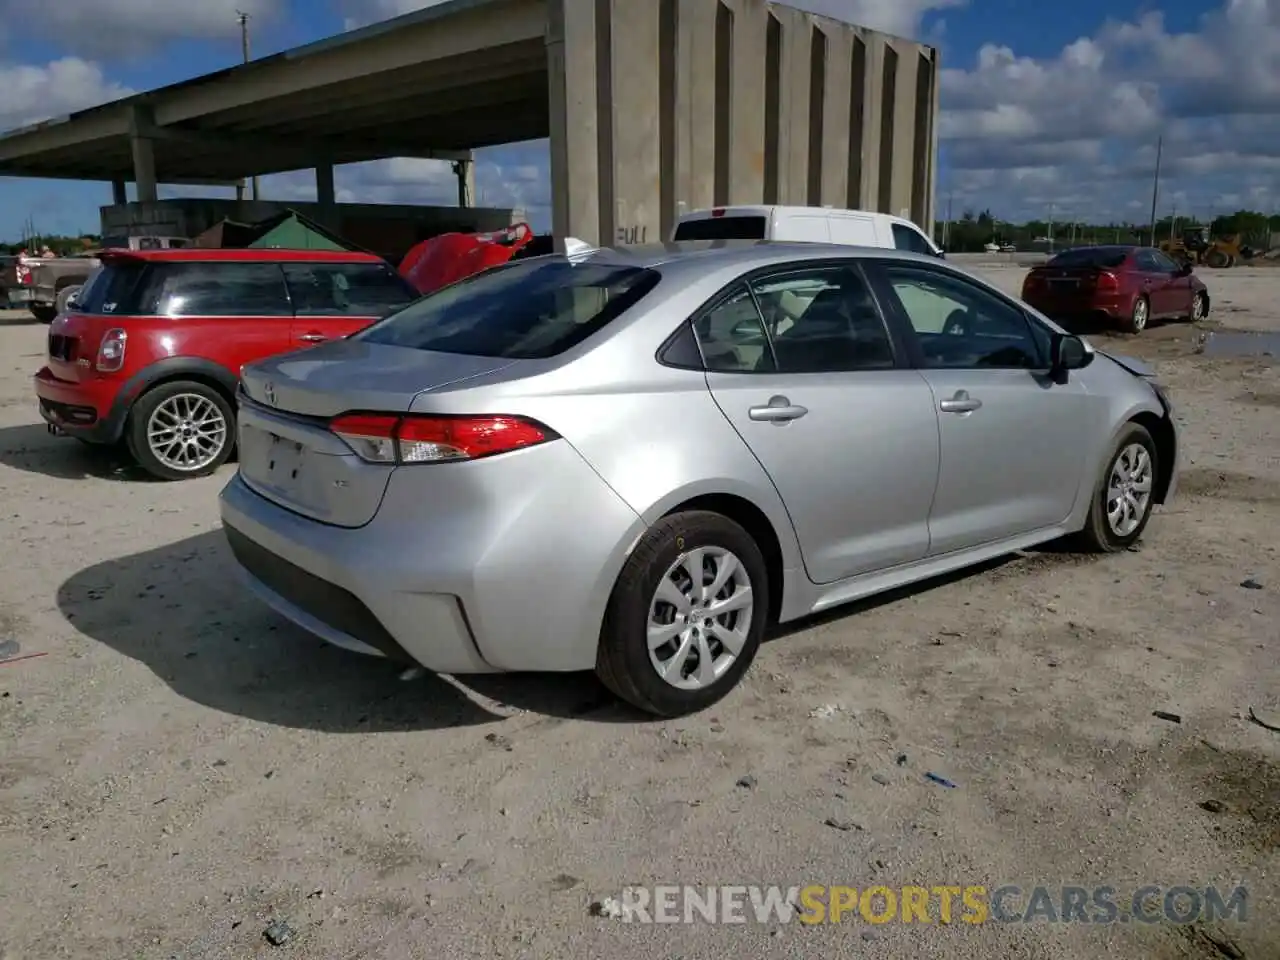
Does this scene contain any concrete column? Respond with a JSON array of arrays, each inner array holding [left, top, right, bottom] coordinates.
[[819, 27, 852, 207], [608, 0, 662, 245], [130, 137, 157, 203], [453, 159, 475, 208], [921, 48, 940, 233], [111, 180, 127, 205], [674, 0, 718, 220], [775, 5, 810, 205], [547, 0, 601, 247], [860, 34, 886, 211], [889, 40, 919, 220], [315, 159, 336, 227], [727, 0, 767, 204]]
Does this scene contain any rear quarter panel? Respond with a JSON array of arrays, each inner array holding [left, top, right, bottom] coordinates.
[[144, 314, 295, 380]]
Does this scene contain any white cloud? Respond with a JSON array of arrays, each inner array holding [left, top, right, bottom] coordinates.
[[0, 57, 133, 130], [789, 0, 964, 40], [0, 0, 284, 59], [939, 0, 1280, 222]]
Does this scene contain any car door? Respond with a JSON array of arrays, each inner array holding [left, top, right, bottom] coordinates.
[[866, 261, 1096, 555], [696, 263, 940, 584], [282, 261, 417, 347], [1133, 249, 1177, 317], [1149, 249, 1193, 316]]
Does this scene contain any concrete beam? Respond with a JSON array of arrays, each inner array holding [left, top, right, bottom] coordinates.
[[135, 119, 473, 165], [0, 108, 131, 164], [153, 0, 547, 126]]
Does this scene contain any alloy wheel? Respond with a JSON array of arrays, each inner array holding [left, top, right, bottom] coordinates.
[[1106, 443, 1154, 537], [146, 392, 229, 472], [647, 546, 754, 691]]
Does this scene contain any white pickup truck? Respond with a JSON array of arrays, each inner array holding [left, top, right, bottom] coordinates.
[[10, 235, 188, 323]]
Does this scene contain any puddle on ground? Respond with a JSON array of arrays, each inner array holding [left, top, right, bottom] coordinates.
[[1199, 331, 1280, 358]]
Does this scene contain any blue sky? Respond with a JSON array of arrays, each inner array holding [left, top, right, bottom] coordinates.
[[0, 0, 1273, 241]]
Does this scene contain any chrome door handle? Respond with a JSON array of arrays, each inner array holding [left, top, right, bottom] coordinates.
[[748, 396, 808, 423], [939, 390, 982, 414], [299, 333, 327, 343]]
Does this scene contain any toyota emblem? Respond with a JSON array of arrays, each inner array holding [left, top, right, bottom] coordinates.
[[263, 382, 277, 407]]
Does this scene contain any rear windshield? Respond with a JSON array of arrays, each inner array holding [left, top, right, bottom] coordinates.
[[357, 258, 661, 359], [1048, 247, 1129, 269], [74, 263, 146, 314], [673, 216, 767, 241]]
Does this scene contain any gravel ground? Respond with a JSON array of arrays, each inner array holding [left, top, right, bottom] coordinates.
[[0, 267, 1277, 960]]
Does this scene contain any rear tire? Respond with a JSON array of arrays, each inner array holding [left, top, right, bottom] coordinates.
[[30, 306, 56, 324], [596, 510, 769, 717], [125, 380, 236, 481], [1073, 423, 1158, 553], [1124, 295, 1149, 334]]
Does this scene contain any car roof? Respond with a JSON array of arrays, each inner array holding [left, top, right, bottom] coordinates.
[[528, 239, 947, 272], [99, 248, 386, 264]]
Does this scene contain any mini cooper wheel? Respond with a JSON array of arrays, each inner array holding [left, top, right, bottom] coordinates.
[[1075, 423, 1158, 552], [596, 510, 769, 717], [126, 380, 236, 481]]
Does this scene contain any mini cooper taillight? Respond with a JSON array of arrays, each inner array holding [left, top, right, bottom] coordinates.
[[96, 328, 127, 372]]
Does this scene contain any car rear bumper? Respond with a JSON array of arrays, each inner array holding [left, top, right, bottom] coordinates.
[[1024, 294, 1131, 321], [218, 441, 647, 675], [33, 366, 126, 444]]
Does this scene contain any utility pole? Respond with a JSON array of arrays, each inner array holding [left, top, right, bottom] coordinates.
[[1147, 135, 1162, 247], [238, 11, 259, 202]]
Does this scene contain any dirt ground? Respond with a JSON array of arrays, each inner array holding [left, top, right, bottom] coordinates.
[[0, 266, 1276, 960]]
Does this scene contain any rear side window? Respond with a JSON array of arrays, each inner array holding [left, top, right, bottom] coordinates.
[[892, 223, 936, 255], [673, 216, 767, 241], [358, 258, 660, 359], [283, 262, 416, 318], [135, 262, 292, 317]]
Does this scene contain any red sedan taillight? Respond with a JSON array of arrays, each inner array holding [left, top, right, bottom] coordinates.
[[329, 413, 557, 464], [1095, 271, 1119, 292]]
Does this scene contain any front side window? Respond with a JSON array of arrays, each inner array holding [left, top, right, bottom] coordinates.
[[283, 262, 416, 318], [136, 262, 293, 317], [357, 258, 660, 359], [892, 223, 936, 255], [879, 264, 1048, 369]]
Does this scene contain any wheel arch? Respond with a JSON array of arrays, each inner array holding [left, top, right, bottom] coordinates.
[[1128, 410, 1176, 504], [110, 357, 240, 442], [659, 491, 789, 626]]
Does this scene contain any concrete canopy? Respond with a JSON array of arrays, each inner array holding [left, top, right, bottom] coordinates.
[[0, 0, 548, 184]]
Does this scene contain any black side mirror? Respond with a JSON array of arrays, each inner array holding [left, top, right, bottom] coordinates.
[[1049, 332, 1091, 383]]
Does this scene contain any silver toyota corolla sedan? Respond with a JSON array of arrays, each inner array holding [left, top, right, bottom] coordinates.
[[219, 241, 1178, 717]]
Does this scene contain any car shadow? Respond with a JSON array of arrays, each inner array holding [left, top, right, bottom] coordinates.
[[0, 423, 154, 482], [57, 531, 647, 731]]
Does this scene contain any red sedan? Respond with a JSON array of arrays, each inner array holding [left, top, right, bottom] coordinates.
[[1021, 245, 1210, 333]]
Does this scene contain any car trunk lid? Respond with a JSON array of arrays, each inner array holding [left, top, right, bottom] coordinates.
[[237, 340, 518, 527]]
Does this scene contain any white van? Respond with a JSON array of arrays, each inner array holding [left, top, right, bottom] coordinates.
[[672, 205, 944, 257]]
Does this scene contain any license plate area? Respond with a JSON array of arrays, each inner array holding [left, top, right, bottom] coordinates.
[[1047, 278, 1079, 289]]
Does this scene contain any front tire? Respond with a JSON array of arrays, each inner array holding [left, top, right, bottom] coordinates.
[[30, 306, 56, 324], [1074, 423, 1158, 552], [1187, 291, 1208, 323], [125, 380, 235, 481], [596, 510, 769, 717]]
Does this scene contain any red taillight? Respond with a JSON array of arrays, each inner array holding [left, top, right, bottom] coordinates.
[[1022, 271, 1043, 293], [1095, 271, 1119, 291], [16, 263, 31, 285], [96, 328, 127, 372], [711, 208, 725, 218], [329, 413, 556, 465]]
